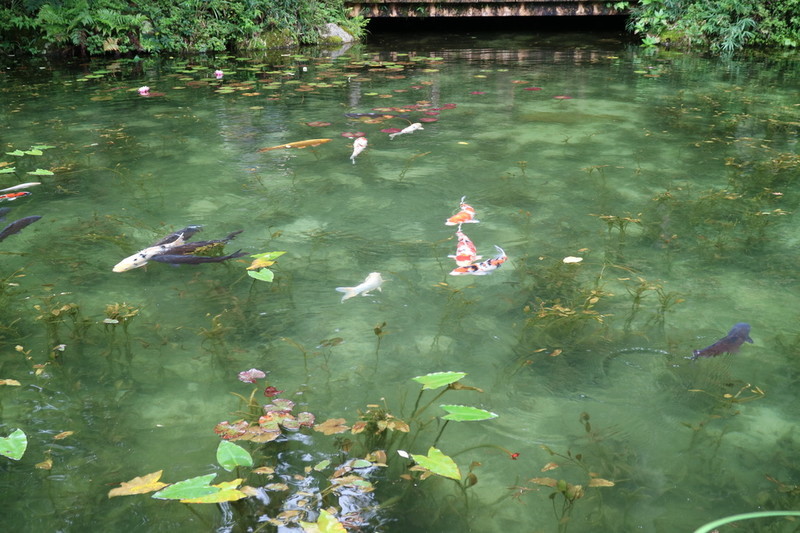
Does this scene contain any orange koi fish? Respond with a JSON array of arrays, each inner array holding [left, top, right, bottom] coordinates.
[[445, 196, 479, 226], [0, 191, 31, 203], [258, 138, 332, 152], [448, 229, 482, 267], [450, 245, 507, 276]]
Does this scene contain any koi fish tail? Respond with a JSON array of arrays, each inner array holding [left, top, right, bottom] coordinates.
[[335, 287, 358, 302]]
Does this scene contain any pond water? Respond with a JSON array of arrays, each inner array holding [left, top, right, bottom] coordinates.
[[1, 29, 799, 532]]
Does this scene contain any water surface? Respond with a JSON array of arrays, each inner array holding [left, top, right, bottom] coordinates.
[[1, 31, 799, 532]]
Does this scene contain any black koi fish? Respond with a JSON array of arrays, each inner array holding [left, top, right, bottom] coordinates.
[[149, 250, 247, 265], [151, 225, 204, 246], [163, 230, 243, 256], [0, 215, 42, 242], [691, 322, 753, 360]]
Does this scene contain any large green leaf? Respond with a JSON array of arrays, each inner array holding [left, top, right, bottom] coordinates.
[[439, 405, 498, 422], [411, 447, 461, 480], [247, 269, 274, 282], [152, 473, 219, 500], [181, 479, 248, 503], [27, 169, 54, 176], [216, 440, 253, 472], [250, 251, 286, 261], [411, 371, 467, 390], [0, 428, 27, 460]]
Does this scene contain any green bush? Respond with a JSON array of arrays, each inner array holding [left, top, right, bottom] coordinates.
[[0, 0, 367, 55]]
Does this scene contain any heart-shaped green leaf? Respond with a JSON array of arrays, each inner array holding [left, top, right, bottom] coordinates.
[[216, 440, 253, 472], [411, 447, 461, 480], [0, 428, 27, 460]]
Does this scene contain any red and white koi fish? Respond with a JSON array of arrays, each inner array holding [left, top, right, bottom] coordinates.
[[448, 229, 482, 267], [350, 136, 368, 164], [445, 196, 479, 226], [450, 245, 507, 276], [0, 191, 31, 202], [389, 122, 423, 140], [0, 182, 41, 194]]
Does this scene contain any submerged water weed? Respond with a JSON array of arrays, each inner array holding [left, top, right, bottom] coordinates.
[[591, 213, 641, 263], [33, 293, 91, 352], [512, 413, 618, 533], [622, 276, 684, 333]]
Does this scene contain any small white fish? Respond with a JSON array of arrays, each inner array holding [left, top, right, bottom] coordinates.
[[336, 272, 384, 302], [389, 123, 423, 140], [350, 136, 368, 164], [0, 182, 41, 194], [112, 234, 187, 272]]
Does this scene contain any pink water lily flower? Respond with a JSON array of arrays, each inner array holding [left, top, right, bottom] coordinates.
[[214, 70, 224, 79], [137, 86, 150, 96], [238, 368, 267, 383]]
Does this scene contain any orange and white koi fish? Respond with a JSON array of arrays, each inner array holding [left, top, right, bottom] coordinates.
[[0, 191, 31, 202], [258, 138, 332, 152], [448, 229, 482, 267], [336, 272, 384, 302], [450, 245, 507, 276], [445, 196, 479, 226], [350, 136, 368, 164], [389, 123, 423, 140]]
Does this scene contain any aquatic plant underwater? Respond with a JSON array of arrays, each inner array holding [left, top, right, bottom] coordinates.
[[1, 42, 800, 532]]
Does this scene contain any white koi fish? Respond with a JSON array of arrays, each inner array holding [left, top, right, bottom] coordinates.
[[448, 229, 482, 267], [336, 272, 384, 302], [350, 136, 368, 164], [450, 246, 507, 276], [389, 123, 423, 140], [0, 182, 41, 194], [112, 226, 203, 272]]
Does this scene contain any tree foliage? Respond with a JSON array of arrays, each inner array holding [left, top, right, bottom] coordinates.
[[618, 0, 800, 51], [0, 0, 368, 55]]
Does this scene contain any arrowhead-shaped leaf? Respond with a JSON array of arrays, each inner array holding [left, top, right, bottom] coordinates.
[[439, 405, 498, 422], [0, 428, 27, 460], [216, 440, 253, 471], [108, 470, 168, 497], [411, 447, 461, 480], [411, 371, 467, 390], [152, 473, 218, 500]]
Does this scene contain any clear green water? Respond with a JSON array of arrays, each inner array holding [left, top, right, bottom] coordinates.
[[1, 31, 799, 532]]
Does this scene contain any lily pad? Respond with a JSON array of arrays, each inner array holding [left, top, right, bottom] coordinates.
[[247, 269, 274, 282], [152, 473, 218, 500]]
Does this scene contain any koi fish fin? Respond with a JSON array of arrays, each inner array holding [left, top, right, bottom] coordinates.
[[335, 287, 358, 302]]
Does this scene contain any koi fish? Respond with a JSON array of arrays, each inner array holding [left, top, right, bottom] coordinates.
[[450, 246, 507, 276], [161, 230, 242, 256], [113, 226, 203, 272], [0, 215, 41, 242], [448, 229, 482, 267], [149, 250, 247, 265], [0, 182, 41, 194], [445, 196, 479, 226], [336, 272, 384, 302], [350, 136, 368, 164], [691, 322, 753, 360], [258, 138, 332, 152], [0, 192, 31, 203], [389, 123, 423, 140]]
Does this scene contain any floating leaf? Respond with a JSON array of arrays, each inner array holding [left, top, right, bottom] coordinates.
[[439, 405, 498, 422], [108, 470, 168, 497], [0, 168, 15, 174], [411, 447, 461, 481], [316, 509, 347, 533], [0, 428, 27, 460], [181, 479, 248, 503], [23, 149, 43, 156], [5, 150, 25, 157], [0, 379, 21, 386], [314, 418, 349, 435], [27, 169, 54, 176], [411, 371, 467, 390], [247, 269, 274, 282], [216, 440, 253, 472], [152, 473, 218, 500], [314, 459, 331, 471]]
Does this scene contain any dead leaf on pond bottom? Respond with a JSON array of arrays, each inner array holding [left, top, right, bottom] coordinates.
[[314, 418, 350, 435], [588, 478, 615, 487]]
